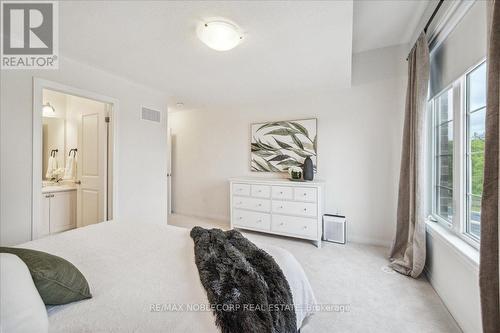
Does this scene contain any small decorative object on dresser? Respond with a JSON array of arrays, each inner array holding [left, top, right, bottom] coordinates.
[[229, 177, 325, 247], [302, 156, 314, 181], [288, 166, 303, 180]]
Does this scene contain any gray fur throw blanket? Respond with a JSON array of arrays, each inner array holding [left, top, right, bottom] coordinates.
[[190, 226, 297, 333]]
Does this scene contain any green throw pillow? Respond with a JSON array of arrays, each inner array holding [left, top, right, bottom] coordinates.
[[0, 247, 92, 305]]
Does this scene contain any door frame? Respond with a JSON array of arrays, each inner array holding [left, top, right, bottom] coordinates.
[[167, 127, 172, 214], [32, 78, 119, 240]]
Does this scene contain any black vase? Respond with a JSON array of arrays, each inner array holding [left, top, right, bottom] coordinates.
[[302, 156, 314, 181]]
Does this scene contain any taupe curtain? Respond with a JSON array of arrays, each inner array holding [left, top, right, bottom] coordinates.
[[480, 1, 500, 332], [389, 33, 429, 278]]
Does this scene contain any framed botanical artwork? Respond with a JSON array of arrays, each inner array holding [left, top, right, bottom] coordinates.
[[250, 118, 317, 172]]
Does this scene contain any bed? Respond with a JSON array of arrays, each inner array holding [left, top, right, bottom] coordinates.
[[18, 221, 316, 332]]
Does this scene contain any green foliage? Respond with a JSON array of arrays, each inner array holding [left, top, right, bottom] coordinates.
[[470, 138, 485, 196]]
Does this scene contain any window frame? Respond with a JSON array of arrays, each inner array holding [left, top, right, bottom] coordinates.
[[464, 61, 487, 243], [431, 86, 455, 226], [429, 59, 486, 250]]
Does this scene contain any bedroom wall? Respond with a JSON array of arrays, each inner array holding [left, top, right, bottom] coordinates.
[[169, 45, 408, 246], [0, 56, 169, 246], [425, 224, 481, 333]]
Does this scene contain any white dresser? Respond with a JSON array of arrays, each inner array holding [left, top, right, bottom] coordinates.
[[229, 177, 325, 247]]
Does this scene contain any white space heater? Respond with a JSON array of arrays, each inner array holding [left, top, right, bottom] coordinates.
[[323, 214, 346, 244]]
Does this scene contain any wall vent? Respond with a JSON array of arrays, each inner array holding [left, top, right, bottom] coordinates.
[[141, 107, 161, 123]]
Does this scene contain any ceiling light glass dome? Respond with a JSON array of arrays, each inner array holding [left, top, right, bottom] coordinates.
[[197, 20, 243, 51]]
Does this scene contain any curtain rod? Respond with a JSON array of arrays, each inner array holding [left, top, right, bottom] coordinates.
[[424, 0, 445, 33], [406, 0, 444, 61]]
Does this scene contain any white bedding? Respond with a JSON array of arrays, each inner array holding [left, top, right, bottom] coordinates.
[[19, 222, 316, 332]]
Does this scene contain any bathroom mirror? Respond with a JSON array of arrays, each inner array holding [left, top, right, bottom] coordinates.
[[42, 117, 66, 180]]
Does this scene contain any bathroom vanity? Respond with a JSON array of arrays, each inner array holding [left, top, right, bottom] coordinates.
[[38, 184, 77, 238]]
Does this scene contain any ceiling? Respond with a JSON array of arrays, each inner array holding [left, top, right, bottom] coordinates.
[[353, 0, 430, 53], [58, 1, 430, 110], [59, 1, 353, 110]]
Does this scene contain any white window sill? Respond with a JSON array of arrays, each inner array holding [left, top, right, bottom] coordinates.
[[425, 220, 479, 269]]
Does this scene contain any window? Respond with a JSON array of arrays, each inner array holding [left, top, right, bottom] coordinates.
[[465, 62, 486, 239], [434, 89, 454, 223], [430, 60, 486, 245]]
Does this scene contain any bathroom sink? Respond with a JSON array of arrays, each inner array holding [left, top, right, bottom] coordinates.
[[42, 182, 77, 193], [42, 180, 59, 187]]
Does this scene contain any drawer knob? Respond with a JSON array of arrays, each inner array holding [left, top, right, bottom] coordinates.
[[258, 190, 262, 193], [303, 226, 308, 230], [280, 191, 283, 194], [257, 219, 262, 223], [280, 222, 284, 226], [303, 193, 307, 196], [280, 206, 283, 209], [257, 203, 262, 207], [303, 208, 307, 212]]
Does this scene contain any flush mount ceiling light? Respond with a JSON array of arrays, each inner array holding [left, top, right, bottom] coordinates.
[[196, 19, 243, 51], [42, 102, 55, 117]]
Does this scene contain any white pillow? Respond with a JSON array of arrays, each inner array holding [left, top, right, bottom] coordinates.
[[0, 253, 49, 333]]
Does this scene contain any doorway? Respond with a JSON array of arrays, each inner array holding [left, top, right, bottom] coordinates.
[[32, 79, 118, 240]]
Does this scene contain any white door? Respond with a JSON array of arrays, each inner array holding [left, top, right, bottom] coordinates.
[[167, 128, 172, 215], [77, 103, 107, 227]]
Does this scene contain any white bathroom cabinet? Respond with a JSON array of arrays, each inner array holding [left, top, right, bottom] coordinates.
[[39, 189, 77, 238]]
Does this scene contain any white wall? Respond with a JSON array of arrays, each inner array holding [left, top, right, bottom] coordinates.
[[169, 45, 408, 246], [0, 56, 169, 246], [425, 224, 481, 333]]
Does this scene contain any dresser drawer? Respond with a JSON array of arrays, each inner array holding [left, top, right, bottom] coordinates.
[[233, 196, 270, 212], [294, 187, 317, 202], [272, 201, 317, 217], [233, 209, 271, 231], [271, 186, 293, 200], [272, 215, 318, 239], [233, 183, 251, 196], [251, 185, 270, 198]]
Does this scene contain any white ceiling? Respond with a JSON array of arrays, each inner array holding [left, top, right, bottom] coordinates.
[[352, 0, 430, 53], [58, 1, 429, 110], [59, 1, 353, 110]]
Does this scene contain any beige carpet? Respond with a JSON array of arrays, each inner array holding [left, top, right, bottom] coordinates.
[[169, 214, 461, 333]]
